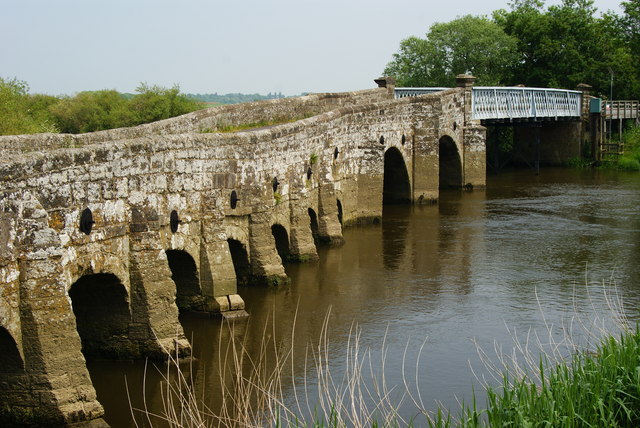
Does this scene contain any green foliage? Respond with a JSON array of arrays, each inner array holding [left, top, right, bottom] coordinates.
[[49, 90, 135, 134], [0, 77, 204, 135], [494, 0, 639, 97], [384, 15, 519, 87], [130, 83, 202, 124], [0, 77, 59, 135], [385, 1, 640, 98], [429, 329, 640, 427], [617, 126, 640, 171]]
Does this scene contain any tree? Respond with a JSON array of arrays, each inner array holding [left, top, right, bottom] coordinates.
[[129, 83, 202, 124], [495, 0, 639, 98], [0, 77, 59, 135], [49, 90, 135, 134], [384, 15, 519, 87]]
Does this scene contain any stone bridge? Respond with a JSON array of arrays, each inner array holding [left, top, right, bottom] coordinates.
[[0, 75, 504, 425]]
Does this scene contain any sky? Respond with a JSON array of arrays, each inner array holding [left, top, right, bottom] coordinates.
[[1, 0, 624, 96]]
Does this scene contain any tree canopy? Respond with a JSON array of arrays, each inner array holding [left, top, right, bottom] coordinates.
[[384, 15, 518, 87], [384, 0, 640, 99]]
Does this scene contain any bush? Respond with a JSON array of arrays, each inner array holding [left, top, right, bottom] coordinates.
[[0, 77, 59, 135]]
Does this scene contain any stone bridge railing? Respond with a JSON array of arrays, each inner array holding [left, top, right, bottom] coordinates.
[[395, 86, 582, 121]]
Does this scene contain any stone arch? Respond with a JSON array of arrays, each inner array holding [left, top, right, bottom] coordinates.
[[69, 273, 132, 359], [383, 147, 411, 204], [308, 208, 320, 244], [165, 249, 205, 312], [271, 224, 291, 262], [227, 238, 251, 286], [439, 135, 462, 189]]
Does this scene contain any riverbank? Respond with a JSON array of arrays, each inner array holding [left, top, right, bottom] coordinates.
[[430, 328, 640, 427]]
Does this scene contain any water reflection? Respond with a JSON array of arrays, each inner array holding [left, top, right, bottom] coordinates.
[[91, 168, 640, 427]]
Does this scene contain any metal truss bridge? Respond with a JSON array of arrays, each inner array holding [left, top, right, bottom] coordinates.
[[395, 86, 582, 122]]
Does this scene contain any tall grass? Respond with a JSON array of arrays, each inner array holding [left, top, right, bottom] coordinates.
[[129, 279, 637, 427], [617, 126, 640, 171]]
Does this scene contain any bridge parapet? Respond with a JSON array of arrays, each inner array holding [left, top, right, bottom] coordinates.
[[394, 87, 450, 98], [394, 86, 582, 122], [472, 87, 581, 121]]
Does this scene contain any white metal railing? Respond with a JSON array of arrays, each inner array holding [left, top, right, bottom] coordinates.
[[394, 87, 449, 98], [471, 87, 581, 121], [395, 86, 582, 121]]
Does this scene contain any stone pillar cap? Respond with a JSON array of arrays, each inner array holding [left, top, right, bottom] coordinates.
[[456, 74, 476, 87], [374, 76, 396, 88]]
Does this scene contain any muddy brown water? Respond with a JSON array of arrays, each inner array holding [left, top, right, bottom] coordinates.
[[87, 168, 640, 427]]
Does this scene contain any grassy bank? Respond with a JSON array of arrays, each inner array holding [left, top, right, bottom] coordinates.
[[616, 126, 640, 171], [431, 329, 640, 427]]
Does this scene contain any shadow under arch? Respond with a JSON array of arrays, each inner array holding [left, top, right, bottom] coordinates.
[[308, 208, 320, 244], [271, 224, 291, 262], [227, 238, 251, 286], [439, 136, 462, 189], [69, 273, 132, 359], [165, 249, 205, 313], [383, 147, 411, 204], [0, 327, 23, 373], [336, 200, 343, 226]]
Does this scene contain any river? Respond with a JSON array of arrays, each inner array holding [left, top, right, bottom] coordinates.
[[88, 167, 640, 427]]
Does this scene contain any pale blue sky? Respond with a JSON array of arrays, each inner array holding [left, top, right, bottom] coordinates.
[[1, 0, 623, 96]]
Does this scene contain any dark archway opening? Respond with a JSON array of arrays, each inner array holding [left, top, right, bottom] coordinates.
[[69, 273, 131, 358], [0, 328, 26, 424], [0, 328, 23, 374], [336, 200, 343, 226], [383, 147, 411, 204], [271, 224, 291, 262], [227, 239, 251, 286], [439, 136, 462, 189], [166, 250, 204, 313], [308, 208, 320, 244]]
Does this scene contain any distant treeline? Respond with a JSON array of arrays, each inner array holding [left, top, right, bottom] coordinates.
[[185, 92, 287, 105], [0, 80, 206, 135], [0, 79, 294, 136]]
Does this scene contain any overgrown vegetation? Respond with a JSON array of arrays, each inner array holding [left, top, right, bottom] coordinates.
[[617, 126, 640, 171], [0, 77, 204, 135], [430, 330, 640, 427]]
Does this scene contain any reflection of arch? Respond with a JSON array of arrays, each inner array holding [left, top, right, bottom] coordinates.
[[439, 136, 462, 189], [382, 205, 411, 271], [69, 273, 131, 358], [227, 239, 251, 286], [308, 208, 320, 244], [336, 200, 343, 225], [383, 147, 411, 204], [166, 250, 203, 312], [271, 224, 290, 262]]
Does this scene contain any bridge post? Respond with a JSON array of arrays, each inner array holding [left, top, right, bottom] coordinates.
[[127, 227, 190, 357], [457, 74, 487, 188], [317, 182, 346, 244], [198, 196, 247, 317], [288, 197, 320, 262], [248, 211, 289, 285]]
